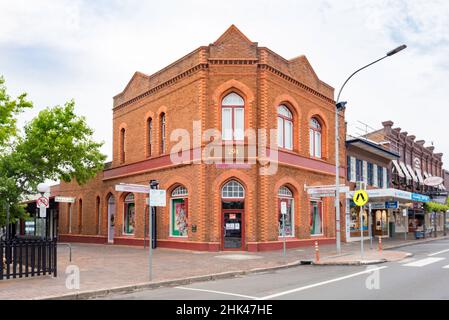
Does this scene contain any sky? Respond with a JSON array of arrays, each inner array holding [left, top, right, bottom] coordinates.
[[1, 0, 448, 164]]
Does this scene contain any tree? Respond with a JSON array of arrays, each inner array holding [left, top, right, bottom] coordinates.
[[0, 77, 106, 226]]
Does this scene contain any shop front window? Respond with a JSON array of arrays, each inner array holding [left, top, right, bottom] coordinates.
[[124, 194, 135, 235], [350, 206, 369, 237], [278, 186, 294, 237], [310, 201, 323, 236], [170, 186, 189, 237]]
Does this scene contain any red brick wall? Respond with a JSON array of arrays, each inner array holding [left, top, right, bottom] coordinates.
[[56, 26, 344, 251]]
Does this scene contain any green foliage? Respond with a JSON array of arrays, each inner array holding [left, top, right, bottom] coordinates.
[[424, 201, 449, 213], [0, 77, 107, 226], [0, 76, 33, 148]]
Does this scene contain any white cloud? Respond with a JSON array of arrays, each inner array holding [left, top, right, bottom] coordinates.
[[0, 0, 448, 164]]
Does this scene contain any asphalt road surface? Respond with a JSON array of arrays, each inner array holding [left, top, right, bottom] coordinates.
[[100, 239, 449, 300]]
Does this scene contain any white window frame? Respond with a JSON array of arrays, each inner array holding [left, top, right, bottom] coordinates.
[[277, 105, 293, 150], [222, 93, 245, 142], [278, 186, 295, 238], [170, 186, 189, 238], [221, 180, 245, 199]]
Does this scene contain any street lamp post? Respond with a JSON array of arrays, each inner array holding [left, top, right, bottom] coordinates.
[[334, 44, 407, 254]]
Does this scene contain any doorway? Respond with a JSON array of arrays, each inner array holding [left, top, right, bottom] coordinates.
[[221, 180, 245, 251], [223, 210, 244, 250], [107, 195, 116, 244]]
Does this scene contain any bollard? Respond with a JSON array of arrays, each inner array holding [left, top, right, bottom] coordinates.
[[378, 236, 382, 252], [315, 241, 320, 263]]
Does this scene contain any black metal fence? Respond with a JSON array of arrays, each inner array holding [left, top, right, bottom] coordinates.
[[0, 238, 57, 280]]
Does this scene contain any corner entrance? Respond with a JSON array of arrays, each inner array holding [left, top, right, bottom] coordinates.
[[221, 180, 245, 251]]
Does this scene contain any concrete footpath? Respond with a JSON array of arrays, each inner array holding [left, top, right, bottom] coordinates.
[[0, 234, 447, 300]]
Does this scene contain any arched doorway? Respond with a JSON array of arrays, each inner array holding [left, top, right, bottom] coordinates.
[[221, 180, 245, 250], [107, 194, 116, 243]]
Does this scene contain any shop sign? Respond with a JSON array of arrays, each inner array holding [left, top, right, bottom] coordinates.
[[116, 184, 150, 194], [385, 201, 399, 209], [55, 196, 76, 204], [411, 193, 430, 203], [371, 202, 386, 210]]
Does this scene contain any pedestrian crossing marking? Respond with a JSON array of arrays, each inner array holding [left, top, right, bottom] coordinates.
[[443, 265, 449, 269], [428, 249, 449, 257], [403, 257, 445, 267]]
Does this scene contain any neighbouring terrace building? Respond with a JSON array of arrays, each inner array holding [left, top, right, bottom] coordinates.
[[363, 121, 447, 235], [53, 25, 346, 252]]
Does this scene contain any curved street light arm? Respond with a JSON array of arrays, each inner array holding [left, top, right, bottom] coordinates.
[[336, 55, 388, 104]]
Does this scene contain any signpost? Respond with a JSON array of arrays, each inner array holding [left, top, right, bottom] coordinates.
[[37, 196, 50, 218], [353, 190, 369, 259], [116, 182, 166, 281], [281, 201, 288, 257]]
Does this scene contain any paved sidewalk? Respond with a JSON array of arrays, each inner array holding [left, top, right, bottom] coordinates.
[[0, 234, 446, 300]]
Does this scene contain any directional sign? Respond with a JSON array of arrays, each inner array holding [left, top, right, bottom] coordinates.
[[55, 196, 76, 204], [353, 190, 368, 207], [149, 190, 166, 207], [116, 184, 151, 194], [36, 196, 50, 209]]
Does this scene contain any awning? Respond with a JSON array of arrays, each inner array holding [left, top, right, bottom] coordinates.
[[392, 160, 406, 178], [399, 162, 412, 181], [423, 172, 430, 179], [406, 164, 419, 183], [415, 169, 425, 184]]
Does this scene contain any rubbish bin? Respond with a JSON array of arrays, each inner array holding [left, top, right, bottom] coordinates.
[[389, 222, 395, 238], [415, 231, 424, 239]]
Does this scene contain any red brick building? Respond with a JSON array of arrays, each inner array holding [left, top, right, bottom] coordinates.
[[56, 25, 346, 252]]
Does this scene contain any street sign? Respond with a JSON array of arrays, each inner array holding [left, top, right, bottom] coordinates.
[[281, 202, 288, 215], [55, 196, 76, 204], [36, 196, 50, 209], [307, 186, 350, 195], [39, 206, 47, 218], [116, 184, 151, 194], [149, 189, 167, 207], [353, 190, 368, 207], [385, 201, 399, 209]]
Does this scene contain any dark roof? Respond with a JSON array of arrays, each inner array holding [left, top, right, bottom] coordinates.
[[346, 138, 400, 160]]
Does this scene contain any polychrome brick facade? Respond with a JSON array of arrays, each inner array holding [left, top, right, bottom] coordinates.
[[56, 25, 346, 251]]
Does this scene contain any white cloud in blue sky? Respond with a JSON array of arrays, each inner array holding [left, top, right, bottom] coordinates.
[[1, 0, 448, 163]]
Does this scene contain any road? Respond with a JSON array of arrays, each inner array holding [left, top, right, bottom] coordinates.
[[100, 239, 449, 300]]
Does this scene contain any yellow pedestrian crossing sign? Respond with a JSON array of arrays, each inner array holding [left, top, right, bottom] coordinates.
[[353, 190, 369, 207]]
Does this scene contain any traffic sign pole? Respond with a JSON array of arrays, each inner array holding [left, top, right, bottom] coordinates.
[[360, 205, 364, 259]]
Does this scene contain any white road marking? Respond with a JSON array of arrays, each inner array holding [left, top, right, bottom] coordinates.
[[403, 257, 445, 267], [258, 266, 388, 300], [175, 286, 258, 300], [443, 265, 449, 269], [428, 249, 449, 257]]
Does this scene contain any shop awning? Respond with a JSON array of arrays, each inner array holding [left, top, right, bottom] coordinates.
[[392, 160, 406, 178], [423, 172, 430, 179], [347, 188, 430, 203], [399, 162, 412, 181], [406, 164, 419, 183], [415, 169, 425, 184]]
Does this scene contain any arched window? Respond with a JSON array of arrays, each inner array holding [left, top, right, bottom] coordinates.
[[309, 118, 322, 158], [222, 180, 245, 199], [170, 186, 189, 237], [222, 93, 245, 141], [277, 105, 293, 150], [278, 186, 294, 237], [160, 113, 166, 154], [124, 194, 135, 235], [120, 128, 126, 163], [147, 117, 153, 158]]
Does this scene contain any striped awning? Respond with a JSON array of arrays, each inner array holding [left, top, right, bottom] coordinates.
[[392, 160, 406, 178]]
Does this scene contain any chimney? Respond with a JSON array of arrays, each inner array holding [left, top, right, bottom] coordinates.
[[427, 146, 435, 153], [382, 121, 394, 134], [408, 135, 416, 141]]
